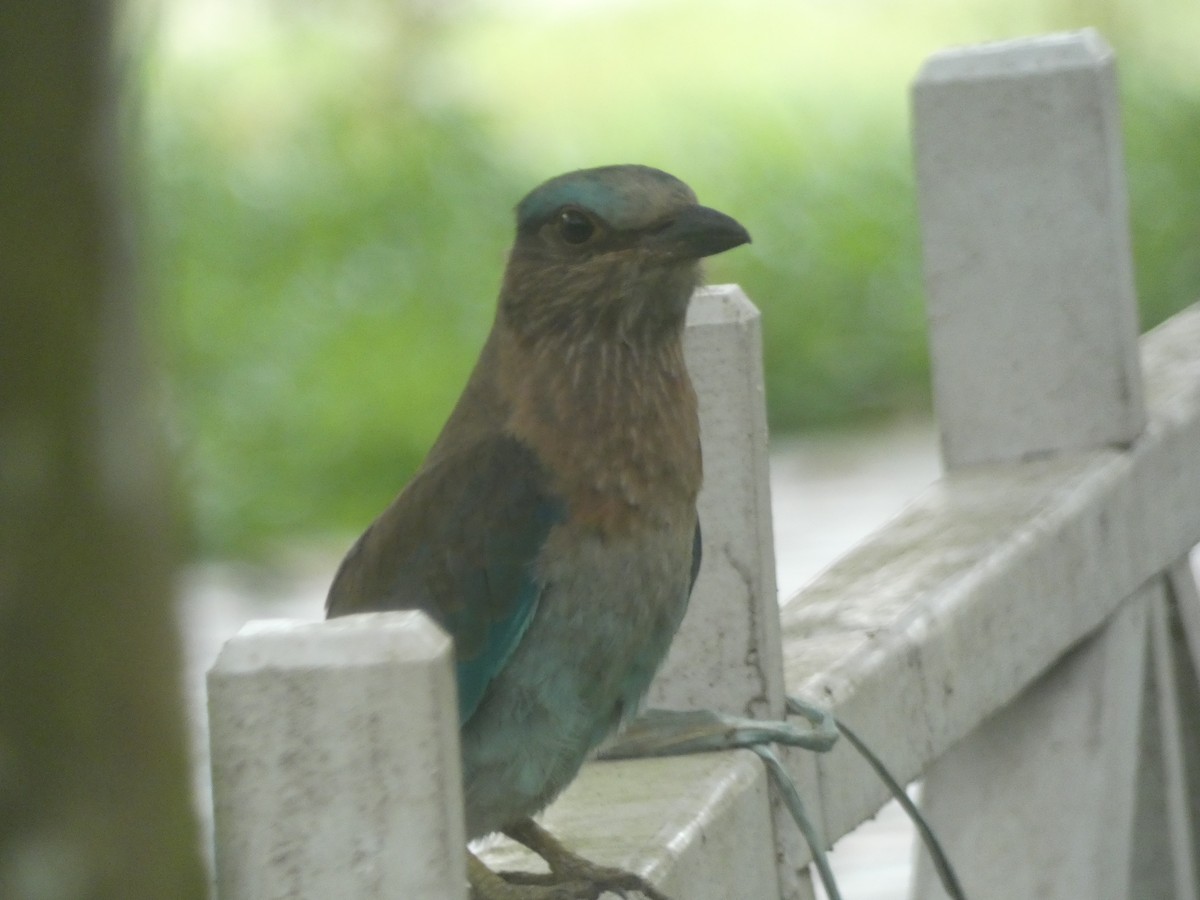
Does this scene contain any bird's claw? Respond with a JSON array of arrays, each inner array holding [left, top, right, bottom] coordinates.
[[469, 855, 603, 900], [499, 865, 668, 899], [467, 867, 664, 900], [469, 872, 598, 900], [481, 819, 670, 900]]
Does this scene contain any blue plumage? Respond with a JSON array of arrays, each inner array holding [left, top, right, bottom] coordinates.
[[327, 434, 565, 724]]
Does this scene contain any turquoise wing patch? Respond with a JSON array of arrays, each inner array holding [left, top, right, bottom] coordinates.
[[325, 434, 564, 726]]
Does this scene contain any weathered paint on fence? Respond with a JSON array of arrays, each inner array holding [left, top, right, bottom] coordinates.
[[208, 612, 468, 900]]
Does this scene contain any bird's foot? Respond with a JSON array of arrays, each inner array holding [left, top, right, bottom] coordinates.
[[498, 859, 667, 900], [465, 818, 669, 900], [468, 852, 602, 900], [497, 868, 664, 899], [469, 853, 602, 900]]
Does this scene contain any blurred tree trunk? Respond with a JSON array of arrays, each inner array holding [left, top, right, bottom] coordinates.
[[0, 2, 206, 898]]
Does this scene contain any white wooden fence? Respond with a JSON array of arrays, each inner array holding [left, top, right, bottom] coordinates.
[[206, 30, 1200, 900]]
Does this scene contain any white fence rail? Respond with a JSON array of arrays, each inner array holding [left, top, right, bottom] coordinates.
[[207, 29, 1200, 900]]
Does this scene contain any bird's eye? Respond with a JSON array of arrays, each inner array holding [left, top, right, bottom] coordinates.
[[556, 209, 596, 245]]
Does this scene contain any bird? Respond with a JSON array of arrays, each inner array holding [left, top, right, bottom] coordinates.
[[326, 164, 750, 900]]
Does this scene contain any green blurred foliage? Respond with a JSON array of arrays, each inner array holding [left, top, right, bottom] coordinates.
[[145, 5, 521, 551], [143, 0, 1200, 557]]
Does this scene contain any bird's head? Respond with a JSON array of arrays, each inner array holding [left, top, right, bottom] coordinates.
[[499, 165, 750, 346]]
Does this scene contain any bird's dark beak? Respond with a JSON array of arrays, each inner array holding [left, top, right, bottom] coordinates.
[[652, 205, 751, 260]]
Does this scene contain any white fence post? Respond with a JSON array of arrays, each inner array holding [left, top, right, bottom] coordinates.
[[207, 611, 467, 900], [911, 29, 1199, 898], [672, 285, 804, 899], [650, 284, 786, 721], [913, 30, 1145, 467], [1133, 561, 1200, 898]]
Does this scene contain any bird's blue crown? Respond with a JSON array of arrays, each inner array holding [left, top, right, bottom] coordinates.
[[516, 165, 697, 232]]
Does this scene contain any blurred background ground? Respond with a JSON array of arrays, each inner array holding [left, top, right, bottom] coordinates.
[[141, 0, 1200, 894]]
